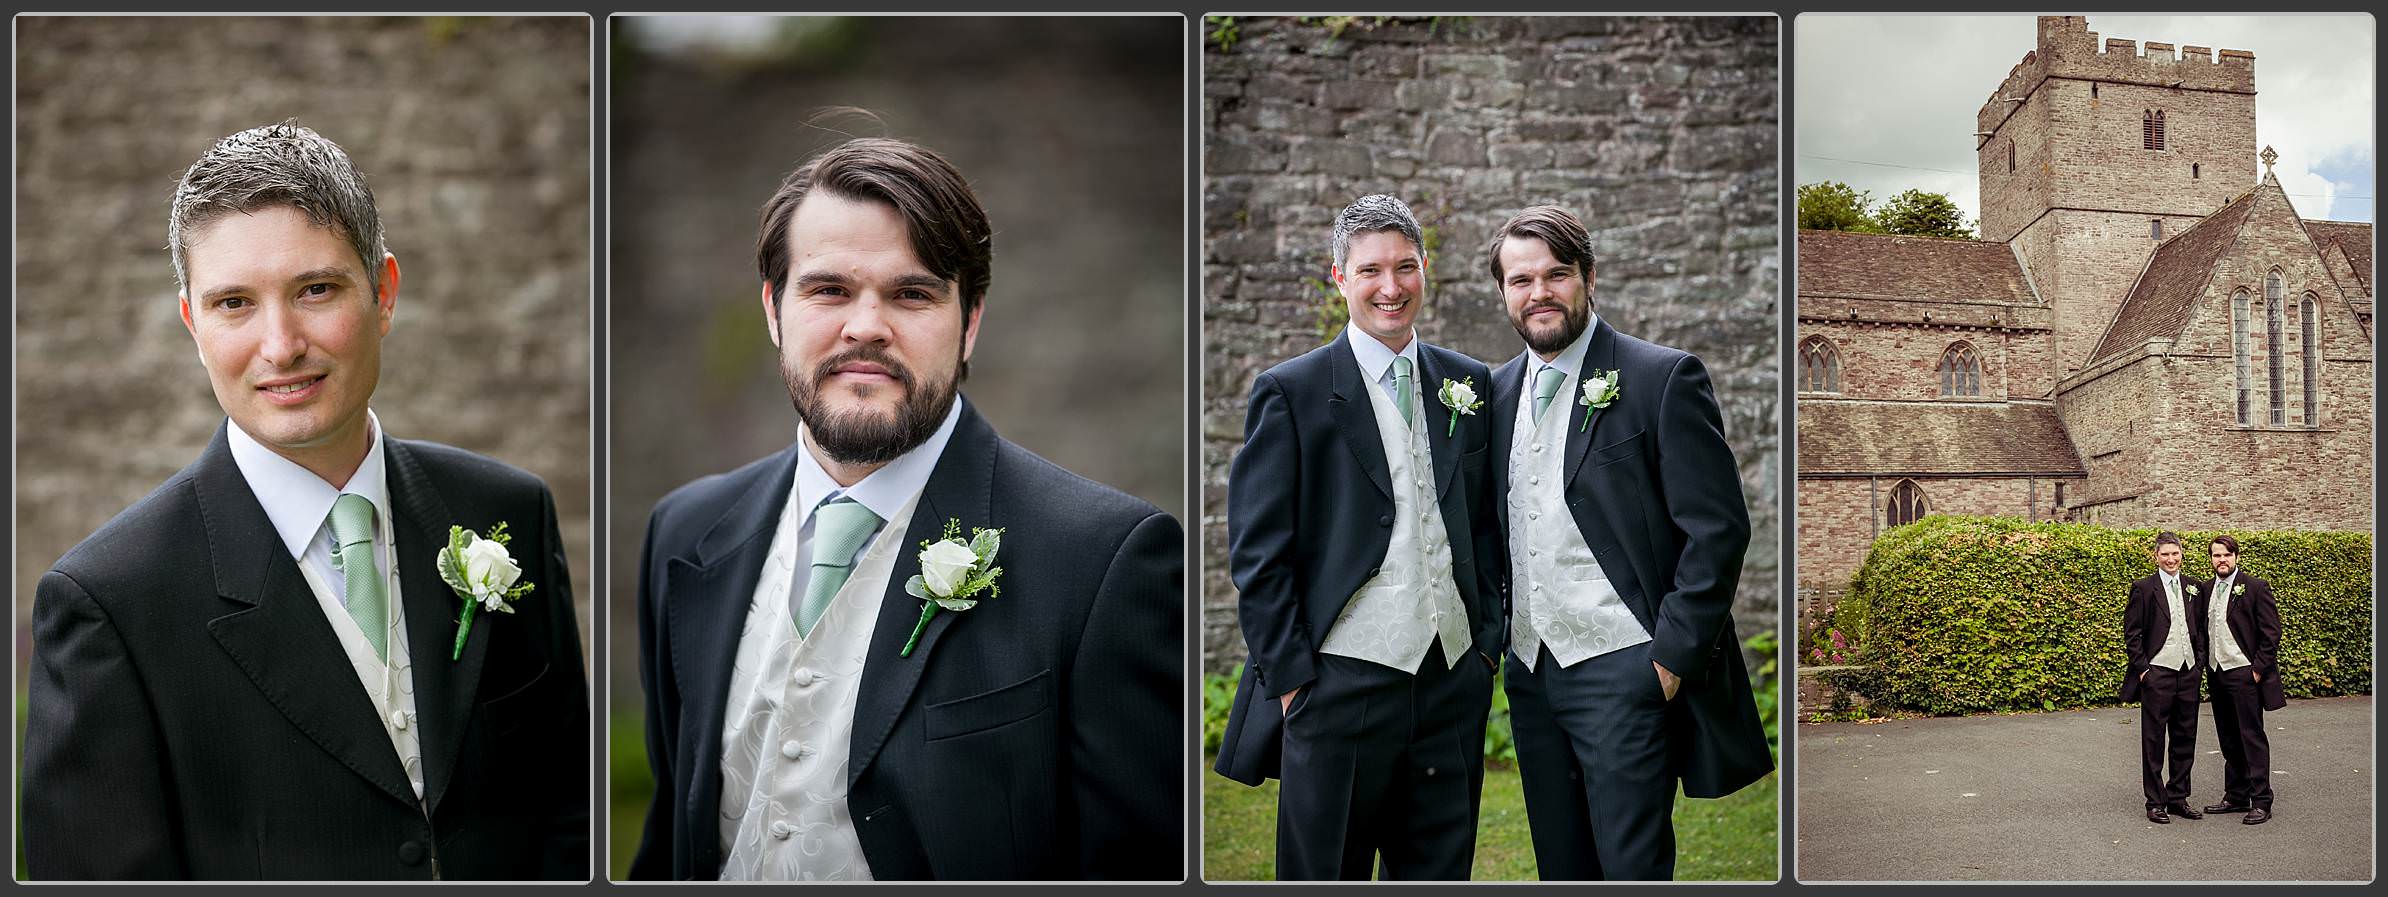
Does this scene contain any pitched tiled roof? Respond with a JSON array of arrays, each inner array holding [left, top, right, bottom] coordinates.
[[1798, 401, 2084, 477], [2304, 219, 2373, 295], [2089, 189, 2259, 363], [1797, 230, 2038, 305]]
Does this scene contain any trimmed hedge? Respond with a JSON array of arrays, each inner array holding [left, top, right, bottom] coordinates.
[[1846, 516, 2371, 716]]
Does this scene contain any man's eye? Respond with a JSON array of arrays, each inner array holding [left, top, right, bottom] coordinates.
[[303, 283, 334, 296], [217, 297, 250, 310]]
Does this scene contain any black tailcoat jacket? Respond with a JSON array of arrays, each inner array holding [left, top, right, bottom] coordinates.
[[2119, 571, 2213, 703], [630, 400, 1182, 880], [1213, 333, 1504, 786], [1486, 318, 1773, 799], [2215, 572, 2287, 711], [22, 426, 590, 880]]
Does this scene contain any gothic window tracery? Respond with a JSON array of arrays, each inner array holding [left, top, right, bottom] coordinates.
[[1799, 336, 1841, 393], [1937, 342, 1982, 397]]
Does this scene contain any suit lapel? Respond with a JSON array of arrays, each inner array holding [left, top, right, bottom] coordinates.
[[1325, 334, 1394, 501], [850, 401, 998, 785], [1564, 319, 1619, 489], [665, 443, 804, 837], [385, 439, 485, 816], [1488, 352, 1529, 544], [198, 426, 420, 809], [1417, 347, 1461, 498]]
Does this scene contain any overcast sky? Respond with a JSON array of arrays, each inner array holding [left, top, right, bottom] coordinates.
[[1796, 14, 2374, 227]]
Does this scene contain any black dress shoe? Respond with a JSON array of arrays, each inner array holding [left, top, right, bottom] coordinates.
[[2204, 801, 2252, 814], [2166, 802, 2204, 820], [2147, 806, 2170, 824], [2243, 807, 2272, 825]]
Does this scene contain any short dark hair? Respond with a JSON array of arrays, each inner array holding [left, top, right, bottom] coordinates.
[[170, 120, 387, 296], [756, 137, 992, 317], [2154, 532, 2184, 551], [2210, 534, 2241, 555], [1485, 204, 1596, 284]]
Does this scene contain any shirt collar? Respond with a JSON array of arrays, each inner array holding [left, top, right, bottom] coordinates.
[[792, 397, 964, 528], [1345, 322, 1419, 385], [1534, 311, 1601, 382], [226, 409, 391, 560]]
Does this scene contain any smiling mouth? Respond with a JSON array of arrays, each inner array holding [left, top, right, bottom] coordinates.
[[261, 376, 322, 394], [1371, 297, 1409, 314]]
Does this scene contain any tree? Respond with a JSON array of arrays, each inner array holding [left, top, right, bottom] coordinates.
[[1874, 188, 1974, 239], [1797, 181, 1878, 233]]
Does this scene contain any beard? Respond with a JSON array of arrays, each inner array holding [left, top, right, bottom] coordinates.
[[782, 345, 958, 467], [1509, 296, 1590, 355]]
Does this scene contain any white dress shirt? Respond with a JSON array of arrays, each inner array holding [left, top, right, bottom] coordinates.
[[1506, 317, 1651, 671], [2149, 570, 2196, 671], [716, 401, 960, 880], [2207, 572, 2253, 672], [226, 410, 423, 799], [1346, 322, 1422, 408]]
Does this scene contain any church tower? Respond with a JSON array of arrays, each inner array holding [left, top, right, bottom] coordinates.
[[1976, 15, 2257, 380]]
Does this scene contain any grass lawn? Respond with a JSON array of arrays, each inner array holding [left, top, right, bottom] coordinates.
[[608, 711, 653, 881], [1201, 756, 1777, 881]]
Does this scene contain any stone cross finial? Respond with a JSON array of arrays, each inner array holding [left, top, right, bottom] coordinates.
[[2261, 145, 2278, 177]]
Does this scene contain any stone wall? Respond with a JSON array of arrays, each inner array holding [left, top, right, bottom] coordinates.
[[611, 17, 1186, 700], [1202, 16, 1780, 673], [2057, 183, 2374, 533], [1798, 318, 2047, 402], [14, 17, 593, 657], [1797, 473, 2083, 592]]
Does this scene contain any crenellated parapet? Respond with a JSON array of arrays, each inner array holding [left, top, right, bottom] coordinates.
[[1978, 15, 2254, 137]]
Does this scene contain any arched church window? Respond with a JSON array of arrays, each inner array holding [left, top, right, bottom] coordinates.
[[1937, 342, 1982, 397], [1886, 480, 1929, 528], [2302, 293, 2320, 427], [2232, 290, 2252, 425], [2143, 110, 2166, 150], [1799, 336, 1841, 393], [2267, 271, 2286, 426]]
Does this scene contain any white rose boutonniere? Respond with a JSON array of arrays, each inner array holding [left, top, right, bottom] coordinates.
[[1437, 376, 1483, 437], [2233, 583, 2246, 597], [901, 518, 1005, 657], [1578, 369, 1622, 432], [435, 522, 535, 661], [2185, 582, 2200, 597]]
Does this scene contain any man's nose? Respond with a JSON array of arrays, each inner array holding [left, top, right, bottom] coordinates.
[[258, 302, 308, 367]]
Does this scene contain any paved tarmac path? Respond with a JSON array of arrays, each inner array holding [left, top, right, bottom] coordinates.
[[1797, 695, 2373, 882]]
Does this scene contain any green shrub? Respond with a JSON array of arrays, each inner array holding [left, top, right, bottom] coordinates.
[[1847, 515, 2372, 715]]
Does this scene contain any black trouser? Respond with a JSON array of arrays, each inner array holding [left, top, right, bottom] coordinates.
[[1275, 643, 1493, 881], [2207, 665, 2274, 810], [1504, 642, 1679, 881], [2138, 663, 2201, 808]]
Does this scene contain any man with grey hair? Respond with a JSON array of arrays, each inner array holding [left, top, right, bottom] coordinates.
[[1216, 194, 1503, 879], [22, 121, 589, 880]]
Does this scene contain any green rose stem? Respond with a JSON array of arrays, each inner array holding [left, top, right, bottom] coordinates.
[[1579, 406, 1592, 433], [901, 602, 939, 657], [453, 601, 479, 661], [1446, 409, 1459, 437]]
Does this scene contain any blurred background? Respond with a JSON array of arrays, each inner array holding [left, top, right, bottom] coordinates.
[[1200, 16, 1779, 879], [12, 12, 592, 759], [608, 15, 1185, 876]]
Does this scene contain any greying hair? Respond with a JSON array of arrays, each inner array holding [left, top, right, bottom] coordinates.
[[169, 121, 387, 296], [1331, 194, 1425, 269]]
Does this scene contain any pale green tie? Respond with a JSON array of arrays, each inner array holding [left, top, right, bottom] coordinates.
[[328, 493, 386, 661], [1392, 356, 1415, 427], [797, 498, 882, 638], [1532, 366, 1568, 425]]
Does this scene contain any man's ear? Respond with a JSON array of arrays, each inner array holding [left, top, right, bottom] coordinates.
[[1330, 264, 1346, 287], [376, 253, 402, 335], [960, 296, 986, 363], [759, 283, 783, 348]]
